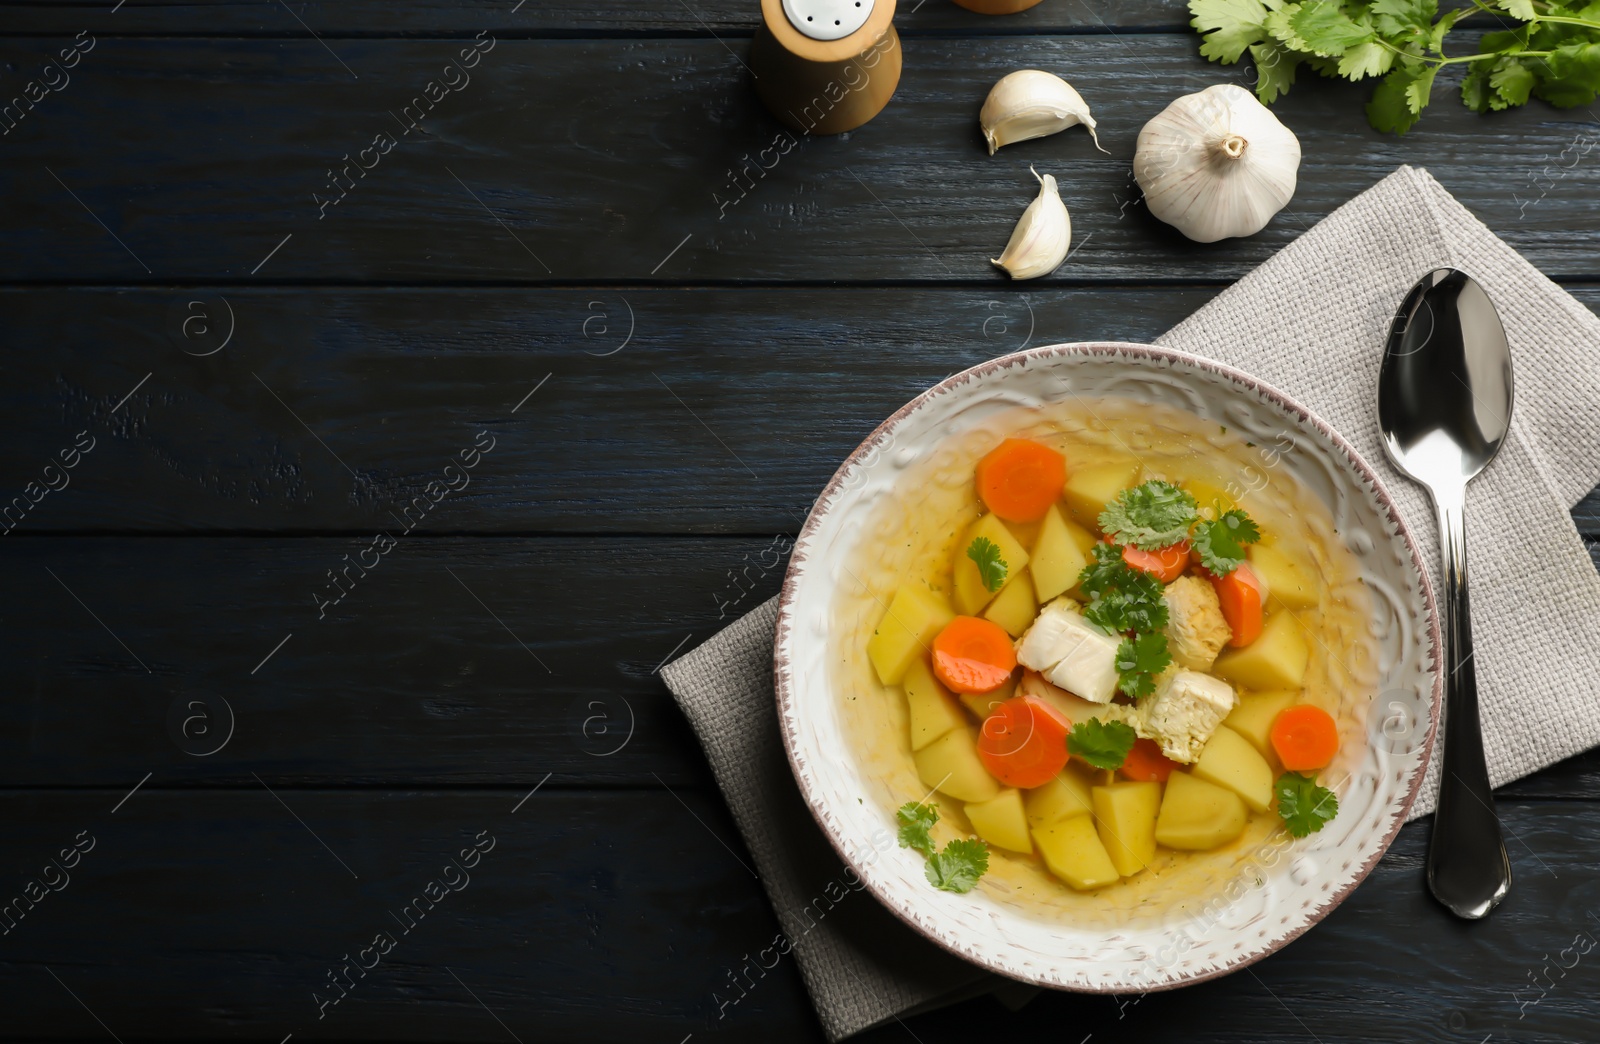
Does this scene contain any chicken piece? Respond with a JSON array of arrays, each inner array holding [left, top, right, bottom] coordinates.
[[1117, 669, 1237, 764], [1163, 575, 1232, 671], [1014, 598, 1121, 704]]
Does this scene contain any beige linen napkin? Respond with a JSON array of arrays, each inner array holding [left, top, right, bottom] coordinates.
[[661, 165, 1600, 1041]]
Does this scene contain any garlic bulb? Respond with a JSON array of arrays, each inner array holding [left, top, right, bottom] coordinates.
[[991, 166, 1071, 280], [980, 70, 1107, 156], [1133, 84, 1300, 243]]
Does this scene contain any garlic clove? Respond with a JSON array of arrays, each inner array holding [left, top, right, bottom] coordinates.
[[980, 69, 1109, 156], [991, 165, 1072, 281], [1132, 83, 1301, 243]]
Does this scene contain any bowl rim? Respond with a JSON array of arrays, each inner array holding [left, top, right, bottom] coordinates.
[[772, 339, 1444, 993]]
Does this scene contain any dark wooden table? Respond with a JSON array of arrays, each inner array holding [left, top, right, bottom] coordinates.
[[3, 1, 1600, 1041]]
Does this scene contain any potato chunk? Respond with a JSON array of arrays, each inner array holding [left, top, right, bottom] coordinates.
[[982, 570, 1038, 638], [1034, 813, 1120, 890], [913, 727, 1000, 803], [1250, 544, 1318, 610], [1093, 781, 1161, 877], [1062, 461, 1140, 529], [1224, 689, 1299, 757], [902, 657, 967, 752], [958, 676, 1015, 721], [867, 584, 955, 686], [1154, 771, 1249, 850], [1029, 505, 1088, 603], [1024, 765, 1094, 826], [965, 788, 1032, 853], [1191, 725, 1274, 812], [952, 514, 1032, 616], [1213, 612, 1310, 690]]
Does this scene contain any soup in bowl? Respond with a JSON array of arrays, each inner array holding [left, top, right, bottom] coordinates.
[[774, 342, 1440, 991]]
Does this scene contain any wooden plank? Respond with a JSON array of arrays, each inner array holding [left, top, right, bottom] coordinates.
[[4, 285, 1598, 536], [0, 790, 1594, 1042], [0, 0, 1191, 34], [0, 285, 1217, 534], [2, 36, 1598, 283], [0, 788, 813, 1042], [0, 536, 788, 787], [6, 533, 1600, 797]]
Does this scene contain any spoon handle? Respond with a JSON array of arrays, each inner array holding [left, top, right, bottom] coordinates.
[[1426, 489, 1512, 919]]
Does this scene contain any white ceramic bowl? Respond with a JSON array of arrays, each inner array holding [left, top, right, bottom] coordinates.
[[774, 342, 1441, 992]]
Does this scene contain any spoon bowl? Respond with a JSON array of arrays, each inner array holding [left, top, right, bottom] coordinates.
[[1379, 268, 1514, 920]]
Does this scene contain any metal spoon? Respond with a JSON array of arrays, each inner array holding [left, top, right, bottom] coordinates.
[[1378, 268, 1514, 920]]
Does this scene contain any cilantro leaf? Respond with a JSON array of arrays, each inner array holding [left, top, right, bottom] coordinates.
[[1369, 0, 1437, 41], [1252, 39, 1303, 102], [1275, 772, 1339, 837], [1535, 41, 1600, 106], [1337, 38, 1395, 80], [1115, 632, 1172, 700], [1098, 480, 1198, 551], [1084, 580, 1170, 635], [925, 838, 989, 893], [1068, 718, 1138, 770], [1076, 541, 1131, 599], [1190, 0, 1273, 63], [896, 801, 938, 858], [1190, 508, 1261, 575], [1489, 55, 1536, 108], [1288, 0, 1374, 55], [1368, 57, 1440, 133], [966, 536, 1008, 593]]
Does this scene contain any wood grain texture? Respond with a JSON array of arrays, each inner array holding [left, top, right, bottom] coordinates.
[[0, 536, 785, 787], [4, 286, 1598, 534], [4, 533, 1600, 797], [0, 0, 1192, 34], [0, 791, 1595, 1043], [1, 37, 1598, 284]]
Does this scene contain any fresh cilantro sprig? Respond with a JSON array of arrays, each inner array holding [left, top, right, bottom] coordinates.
[[1191, 509, 1262, 576], [1275, 772, 1340, 837], [1084, 582, 1170, 635], [896, 801, 938, 858], [895, 801, 990, 893], [1078, 541, 1138, 599], [966, 537, 1008, 593], [1189, 0, 1600, 134], [1099, 480, 1198, 551], [1116, 633, 1173, 699], [1068, 718, 1139, 770], [1075, 541, 1173, 697], [925, 838, 990, 893]]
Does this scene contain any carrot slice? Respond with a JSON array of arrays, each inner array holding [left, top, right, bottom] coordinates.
[[931, 616, 1018, 694], [975, 438, 1067, 522], [1122, 541, 1190, 584], [1119, 737, 1180, 782], [977, 695, 1071, 788], [1271, 705, 1339, 771], [1210, 562, 1264, 647]]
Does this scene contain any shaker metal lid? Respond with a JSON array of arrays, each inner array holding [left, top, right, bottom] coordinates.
[[781, 0, 875, 40]]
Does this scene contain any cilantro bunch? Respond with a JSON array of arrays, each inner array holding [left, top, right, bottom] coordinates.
[[897, 802, 990, 893], [1191, 0, 1600, 133], [1077, 542, 1174, 698]]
